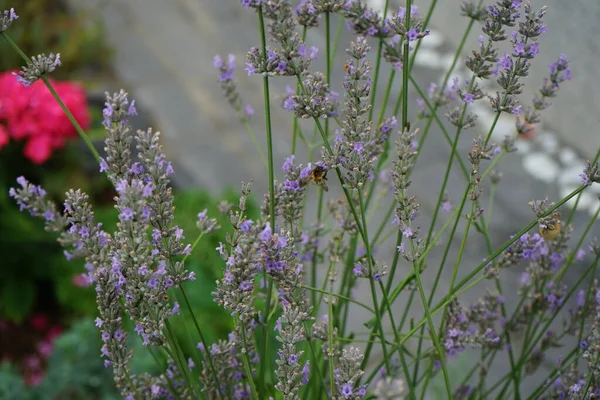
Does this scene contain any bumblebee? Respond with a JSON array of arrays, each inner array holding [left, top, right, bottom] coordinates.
[[539, 219, 561, 240], [309, 164, 329, 192], [343, 62, 351, 74]]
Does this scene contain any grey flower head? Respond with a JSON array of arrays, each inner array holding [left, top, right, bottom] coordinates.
[[372, 376, 406, 400], [0, 7, 18, 32], [14, 53, 61, 87]]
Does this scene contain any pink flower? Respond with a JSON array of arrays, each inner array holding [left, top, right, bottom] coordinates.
[[24, 134, 53, 164], [0, 70, 91, 164]]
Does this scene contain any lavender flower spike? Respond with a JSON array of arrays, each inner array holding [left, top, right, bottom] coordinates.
[[0, 7, 18, 32], [13, 53, 62, 87]]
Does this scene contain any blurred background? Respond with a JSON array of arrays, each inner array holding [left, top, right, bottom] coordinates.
[[0, 0, 599, 398]]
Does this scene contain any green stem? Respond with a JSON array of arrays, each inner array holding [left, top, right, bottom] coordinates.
[[178, 286, 223, 399], [239, 323, 260, 399], [257, 7, 276, 396], [243, 120, 268, 167]]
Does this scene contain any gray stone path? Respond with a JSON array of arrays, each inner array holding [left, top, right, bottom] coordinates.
[[66, 0, 600, 395]]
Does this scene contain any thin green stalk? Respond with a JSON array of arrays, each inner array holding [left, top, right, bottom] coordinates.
[[291, 26, 308, 155], [526, 350, 579, 400], [366, 185, 587, 384], [239, 323, 260, 400], [302, 285, 375, 313], [327, 277, 336, 398], [330, 15, 345, 65], [358, 190, 391, 372], [408, 240, 453, 398], [310, 10, 332, 319], [491, 255, 600, 398], [563, 149, 600, 228], [257, 7, 276, 396], [163, 320, 202, 396], [243, 120, 268, 167], [367, 0, 390, 123], [378, 280, 417, 399], [178, 287, 223, 399]]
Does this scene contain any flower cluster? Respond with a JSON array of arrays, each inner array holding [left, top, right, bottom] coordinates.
[[466, 136, 500, 215], [488, 3, 547, 115], [213, 54, 255, 122], [386, 5, 430, 40], [341, 1, 392, 39], [0, 7, 18, 32], [324, 37, 386, 190], [333, 346, 367, 399], [295, 0, 346, 28], [392, 124, 424, 262], [516, 53, 572, 137], [9, 91, 196, 397], [13, 53, 62, 87], [0, 71, 91, 163], [212, 183, 261, 323], [277, 155, 313, 224], [284, 72, 338, 118], [442, 295, 502, 356], [245, 0, 316, 76], [197, 332, 255, 399]]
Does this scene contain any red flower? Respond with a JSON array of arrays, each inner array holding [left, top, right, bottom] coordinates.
[[0, 70, 91, 163]]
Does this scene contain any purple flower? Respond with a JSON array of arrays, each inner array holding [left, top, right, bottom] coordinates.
[[240, 219, 253, 232], [577, 290, 585, 308], [462, 93, 475, 104], [260, 223, 272, 242], [300, 165, 312, 179], [245, 63, 256, 75], [172, 302, 180, 315], [353, 263, 362, 277], [119, 207, 134, 221], [213, 55, 224, 69], [301, 360, 310, 384], [282, 155, 295, 172], [441, 201, 452, 212], [94, 318, 103, 328], [244, 104, 254, 116], [284, 97, 296, 111], [340, 382, 353, 398], [497, 53, 512, 73], [239, 281, 252, 291], [99, 158, 109, 172], [147, 276, 158, 289], [128, 100, 137, 116], [114, 329, 125, 341], [406, 28, 418, 41], [283, 179, 301, 191], [353, 141, 364, 154]]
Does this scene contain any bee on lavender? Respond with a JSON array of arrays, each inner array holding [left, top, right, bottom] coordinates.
[[302, 164, 329, 192]]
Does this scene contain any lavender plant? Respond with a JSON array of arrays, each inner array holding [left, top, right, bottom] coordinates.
[[3, 1, 600, 399]]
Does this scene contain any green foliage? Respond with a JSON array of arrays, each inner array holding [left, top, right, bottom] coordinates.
[[0, 319, 119, 400], [0, 138, 112, 322], [0, 0, 112, 77]]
